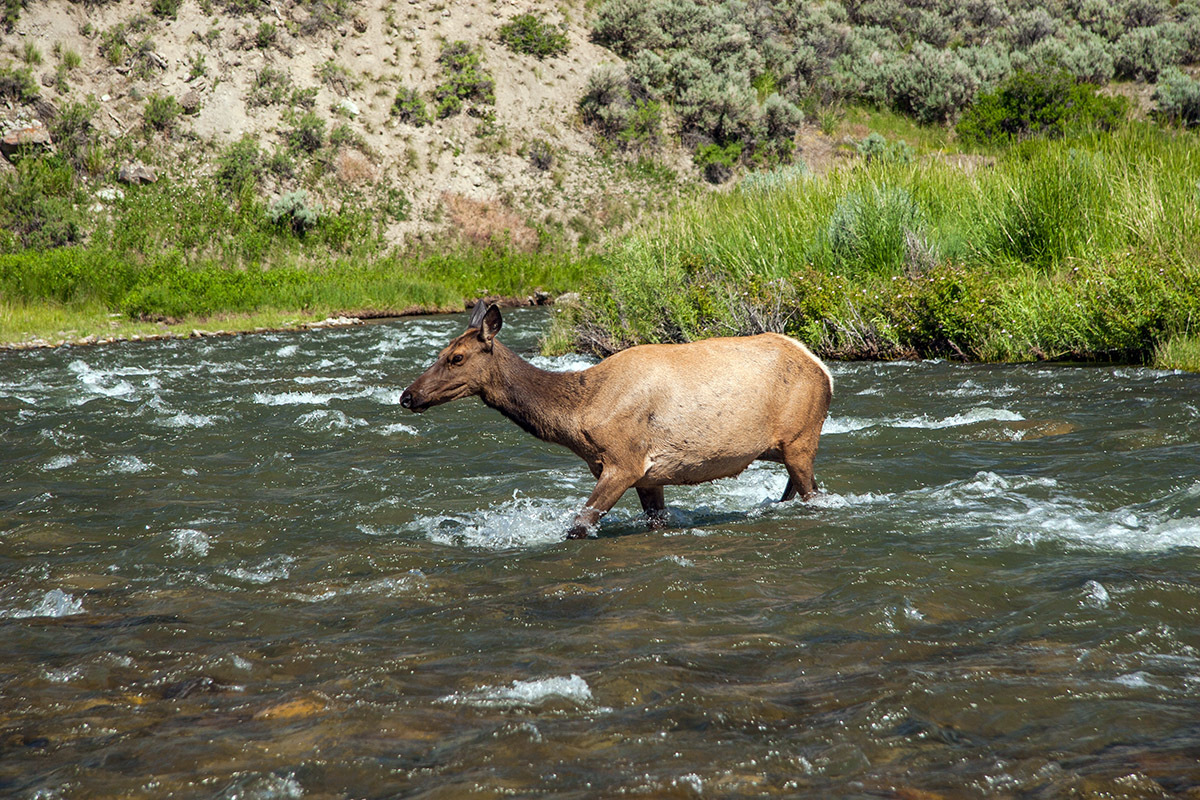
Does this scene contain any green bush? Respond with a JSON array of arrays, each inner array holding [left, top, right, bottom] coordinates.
[[3, 0, 26, 32], [434, 41, 495, 118], [391, 86, 430, 126], [956, 70, 1126, 146], [0, 63, 37, 102], [215, 135, 264, 195], [889, 43, 977, 124], [269, 190, 320, 235], [51, 98, 99, 169], [1154, 67, 1200, 127], [498, 13, 569, 59], [151, 0, 180, 19], [579, 64, 632, 138], [143, 93, 181, 132], [1113, 22, 1188, 80], [287, 111, 326, 152], [255, 21, 277, 49], [0, 156, 85, 251], [317, 59, 353, 93], [694, 141, 741, 183], [856, 132, 913, 165]]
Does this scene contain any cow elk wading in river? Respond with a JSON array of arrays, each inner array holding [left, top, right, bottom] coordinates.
[[400, 302, 834, 539]]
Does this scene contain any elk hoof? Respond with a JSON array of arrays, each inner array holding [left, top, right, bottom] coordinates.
[[565, 525, 592, 540]]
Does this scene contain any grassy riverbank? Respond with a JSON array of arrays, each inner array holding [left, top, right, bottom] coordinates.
[[547, 124, 1200, 370], [0, 165, 591, 348]]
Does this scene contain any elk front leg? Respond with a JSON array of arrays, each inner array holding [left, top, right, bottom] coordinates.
[[636, 486, 668, 529], [566, 469, 637, 539]]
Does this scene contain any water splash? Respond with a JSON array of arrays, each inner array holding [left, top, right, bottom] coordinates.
[[437, 674, 600, 710]]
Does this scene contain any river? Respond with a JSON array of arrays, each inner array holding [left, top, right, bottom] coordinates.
[[2, 308, 1199, 798]]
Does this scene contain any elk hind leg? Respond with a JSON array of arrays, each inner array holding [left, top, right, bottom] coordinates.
[[780, 441, 818, 503]]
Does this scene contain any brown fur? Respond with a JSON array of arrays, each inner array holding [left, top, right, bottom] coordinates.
[[401, 304, 833, 539]]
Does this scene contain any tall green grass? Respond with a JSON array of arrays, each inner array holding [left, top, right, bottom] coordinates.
[[555, 124, 1200, 366]]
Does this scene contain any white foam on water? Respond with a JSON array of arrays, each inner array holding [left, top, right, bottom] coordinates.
[[106, 455, 151, 474], [527, 353, 597, 372], [292, 374, 360, 386], [3, 589, 85, 619], [822, 407, 1023, 434], [43, 666, 84, 683], [377, 422, 417, 436], [158, 411, 220, 429], [892, 407, 1024, 429], [823, 416, 874, 434], [253, 386, 404, 407], [672, 774, 705, 794], [287, 569, 428, 603], [253, 390, 350, 406], [218, 772, 303, 800], [1082, 580, 1110, 609], [437, 674, 600, 710], [222, 556, 294, 584], [946, 380, 1020, 399], [68, 359, 137, 402], [42, 454, 78, 471], [413, 493, 583, 550], [928, 471, 1058, 501], [679, 461, 788, 510], [1113, 671, 1156, 688], [276, 344, 299, 358], [912, 472, 1200, 554], [170, 528, 211, 558], [806, 490, 892, 509], [295, 409, 369, 432]]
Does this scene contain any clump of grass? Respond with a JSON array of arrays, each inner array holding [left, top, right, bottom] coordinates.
[[247, 66, 293, 108], [1154, 334, 1200, 372]]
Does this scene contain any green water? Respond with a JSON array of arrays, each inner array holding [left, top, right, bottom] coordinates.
[[2, 308, 1199, 798]]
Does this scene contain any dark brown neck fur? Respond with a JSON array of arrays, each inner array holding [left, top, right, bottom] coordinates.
[[477, 341, 589, 449]]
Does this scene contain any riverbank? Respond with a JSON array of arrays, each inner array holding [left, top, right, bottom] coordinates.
[[0, 289, 558, 351], [547, 124, 1200, 372]]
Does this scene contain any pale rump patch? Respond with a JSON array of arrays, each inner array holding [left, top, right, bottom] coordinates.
[[778, 334, 834, 396]]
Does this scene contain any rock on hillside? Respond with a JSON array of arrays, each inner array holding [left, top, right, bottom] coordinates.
[[1, 0, 696, 249]]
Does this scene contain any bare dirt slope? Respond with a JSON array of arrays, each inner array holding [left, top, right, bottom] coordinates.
[[2, 0, 700, 248]]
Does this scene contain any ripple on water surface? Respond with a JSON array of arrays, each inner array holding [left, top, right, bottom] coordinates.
[[1, 311, 1199, 797]]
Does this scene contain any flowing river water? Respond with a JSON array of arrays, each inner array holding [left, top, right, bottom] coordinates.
[[2, 308, 1200, 799]]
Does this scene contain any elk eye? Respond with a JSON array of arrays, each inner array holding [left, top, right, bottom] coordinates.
[[450, 354, 464, 365]]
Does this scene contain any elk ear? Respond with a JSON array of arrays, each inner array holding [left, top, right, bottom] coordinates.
[[478, 304, 502, 349], [467, 299, 488, 330]]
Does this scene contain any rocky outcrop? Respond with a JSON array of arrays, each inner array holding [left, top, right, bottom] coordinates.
[[1, 119, 53, 162], [117, 161, 158, 185]]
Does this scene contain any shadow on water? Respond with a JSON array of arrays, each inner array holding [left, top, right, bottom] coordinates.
[[2, 308, 1200, 797]]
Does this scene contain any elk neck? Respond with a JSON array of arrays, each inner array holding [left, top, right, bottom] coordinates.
[[477, 341, 590, 448]]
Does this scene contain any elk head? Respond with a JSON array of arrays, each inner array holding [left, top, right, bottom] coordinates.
[[400, 302, 502, 413]]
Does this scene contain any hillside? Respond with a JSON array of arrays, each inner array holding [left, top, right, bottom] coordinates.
[[1, 0, 698, 252]]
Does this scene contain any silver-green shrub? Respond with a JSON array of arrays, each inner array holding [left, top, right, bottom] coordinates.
[[1154, 67, 1200, 126]]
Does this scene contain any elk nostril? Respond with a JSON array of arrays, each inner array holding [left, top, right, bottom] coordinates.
[[400, 391, 413, 409]]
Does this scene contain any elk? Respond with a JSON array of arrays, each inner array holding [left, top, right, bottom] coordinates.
[[400, 302, 834, 539]]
